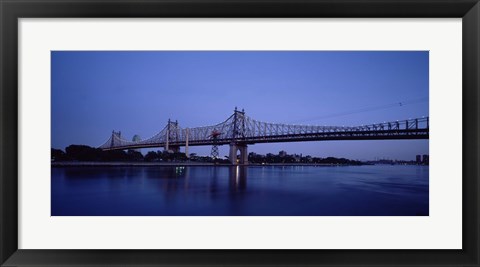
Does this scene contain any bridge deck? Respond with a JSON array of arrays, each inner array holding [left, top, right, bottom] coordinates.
[[102, 129, 428, 151]]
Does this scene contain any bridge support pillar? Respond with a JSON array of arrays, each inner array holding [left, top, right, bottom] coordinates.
[[229, 143, 248, 165], [240, 145, 248, 165], [229, 143, 236, 164]]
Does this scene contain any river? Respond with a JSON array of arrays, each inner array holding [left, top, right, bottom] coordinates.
[[51, 165, 428, 216]]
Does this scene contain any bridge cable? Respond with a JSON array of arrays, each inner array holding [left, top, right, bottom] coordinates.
[[289, 97, 428, 124]]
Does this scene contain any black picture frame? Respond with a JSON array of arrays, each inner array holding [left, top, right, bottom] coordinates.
[[1, 0, 479, 266]]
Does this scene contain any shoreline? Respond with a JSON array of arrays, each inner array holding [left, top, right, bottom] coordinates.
[[51, 161, 364, 167]]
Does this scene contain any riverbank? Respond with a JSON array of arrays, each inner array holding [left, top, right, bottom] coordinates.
[[51, 161, 363, 167]]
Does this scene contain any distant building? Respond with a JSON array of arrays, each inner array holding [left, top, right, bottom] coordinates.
[[422, 154, 429, 165], [132, 134, 141, 142], [279, 150, 287, 157], [416, 155, 422, 164], [131, 134, 141, 153]]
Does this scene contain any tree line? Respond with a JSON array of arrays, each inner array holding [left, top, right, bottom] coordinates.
[[51, 145, 230, 163], [51, 145, 188, 162], [52, 145, 362, 165], [248, 152, 363, 165]]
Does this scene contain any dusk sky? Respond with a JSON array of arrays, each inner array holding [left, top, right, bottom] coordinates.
[[51, 51, 428, 161]]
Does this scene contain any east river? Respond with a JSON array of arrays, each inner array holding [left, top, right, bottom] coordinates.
[[51, 165, 428, 216]]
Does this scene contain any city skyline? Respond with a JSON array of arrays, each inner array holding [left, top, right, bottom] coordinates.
[[51, 51, 429, 160]]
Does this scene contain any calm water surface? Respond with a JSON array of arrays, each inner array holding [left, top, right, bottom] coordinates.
[[51, 165, 428, 216]]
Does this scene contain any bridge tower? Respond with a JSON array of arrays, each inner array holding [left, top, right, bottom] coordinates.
[[185, 128, 189, 158], [165, 119, 170, 151], [229, 107, 248, 165], [110, 131, 121, 148], [165, 119, 180, 153]]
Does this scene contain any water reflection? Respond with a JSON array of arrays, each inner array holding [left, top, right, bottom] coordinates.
[[229, 166, 247, 192], [52, 165, 429, 216]]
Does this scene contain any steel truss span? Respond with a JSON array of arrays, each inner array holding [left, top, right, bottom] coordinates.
[[99, 108, 429, 151]]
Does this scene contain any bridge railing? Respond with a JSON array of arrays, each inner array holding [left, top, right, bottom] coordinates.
[[240, 115, 428, 138]]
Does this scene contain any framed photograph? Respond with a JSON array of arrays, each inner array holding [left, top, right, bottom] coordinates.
[[1, 0, 479, 266]]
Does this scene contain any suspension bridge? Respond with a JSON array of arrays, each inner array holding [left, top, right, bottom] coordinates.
[[99, 108, 429, 165]]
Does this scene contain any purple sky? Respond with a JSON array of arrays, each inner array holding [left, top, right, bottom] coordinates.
[[51, 51, 428, 161]]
